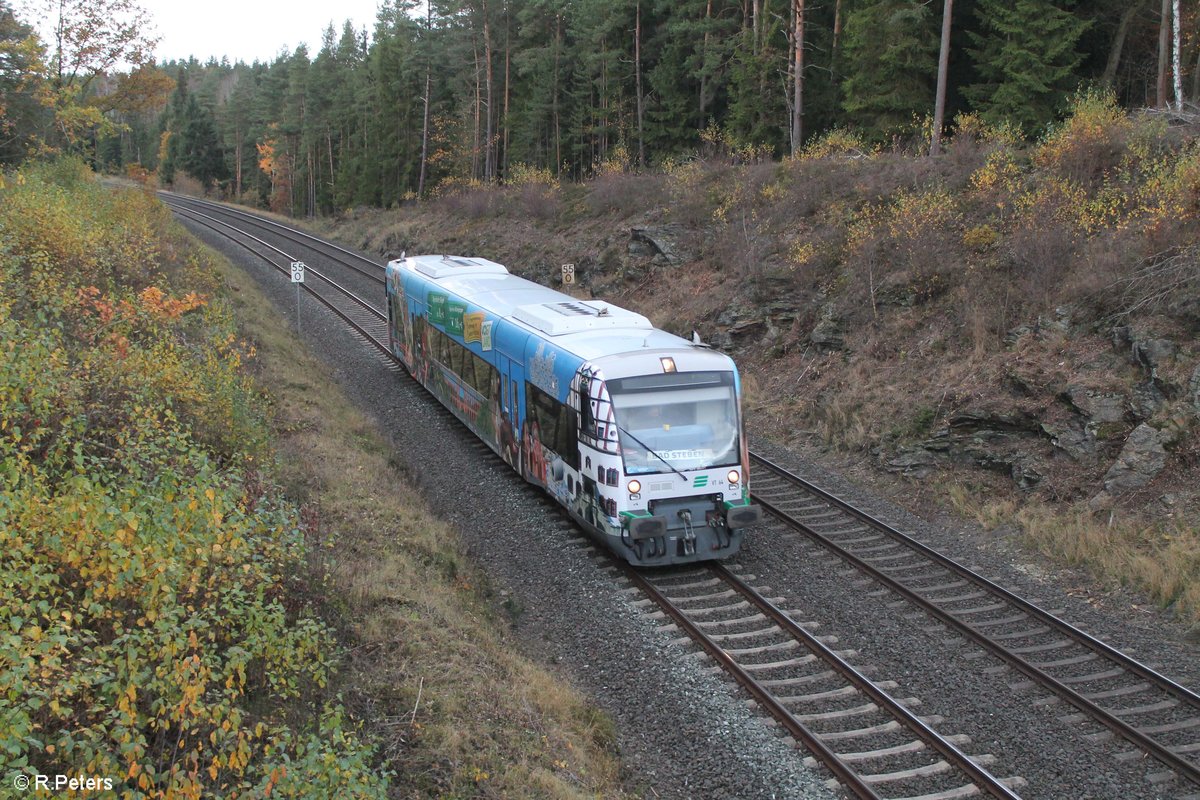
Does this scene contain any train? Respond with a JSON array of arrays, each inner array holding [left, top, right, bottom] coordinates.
[[384, 254, 762, 566]]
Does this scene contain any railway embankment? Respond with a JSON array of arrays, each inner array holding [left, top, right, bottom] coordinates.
[[313, 95, 1200, 631], [0, 160, 626, 797]]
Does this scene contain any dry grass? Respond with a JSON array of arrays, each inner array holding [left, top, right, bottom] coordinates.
[[206, 245, 627, 798], [949, 487, 1200, 624]]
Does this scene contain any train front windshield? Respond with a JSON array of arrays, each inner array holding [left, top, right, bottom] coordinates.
[[608, 371, 741, 476]]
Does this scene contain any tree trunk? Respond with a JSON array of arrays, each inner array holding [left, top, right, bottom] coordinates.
[[1193, 40, 1200, 104], [1158, 0, 1170, 108], [930, 0, 953, 157], [832, 0, 843, 82], [418, 65, 431, 196], [553, 13, 562, 174], [1172, 0, 1182, 111], [700, 0, 713, 125], [307, 147, 315, 218], [234, 122, 242, 198], [482, 0, 495, 181], [635, 1, 645, 168], [1103, 0, 1145, 88], [326, 129, 334, 206], [752, 0, 762, 52], [472, 38, 482, 179], [502, 2, 511, 177], [790, 0, 804, 155]]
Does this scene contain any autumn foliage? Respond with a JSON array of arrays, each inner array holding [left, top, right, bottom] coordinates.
[[0, 160, 386, 797]]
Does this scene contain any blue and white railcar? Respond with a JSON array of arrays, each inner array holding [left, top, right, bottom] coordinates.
[[385, 254, 762, 565]]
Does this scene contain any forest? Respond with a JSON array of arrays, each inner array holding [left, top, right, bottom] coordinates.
[[1, 0, 1197, 215]]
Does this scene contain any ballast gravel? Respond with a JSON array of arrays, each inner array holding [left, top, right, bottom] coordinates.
[[184, 213, 1200, 800]]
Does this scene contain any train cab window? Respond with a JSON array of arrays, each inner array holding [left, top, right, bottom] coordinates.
[[579, 376, 595, 437], [608, 371, 741, 475]]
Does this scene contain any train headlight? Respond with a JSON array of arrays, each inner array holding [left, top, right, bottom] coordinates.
[[727, 470, 741, 484], [627, 479, 642, 495]]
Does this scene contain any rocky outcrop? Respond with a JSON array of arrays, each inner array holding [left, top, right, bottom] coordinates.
[[1048, 385, 1129, 464], [1041, 420, 1097, 464], [885, 409, 1047, 489], [1062, 385, 1127, 427], [1112, 326, 1183, 420], [1098, 423, 1168, 497], [809, 304, 844, 350], [628, 225, 690, 265]]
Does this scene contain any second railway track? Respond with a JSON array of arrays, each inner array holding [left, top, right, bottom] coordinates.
[[750, 452, 1200, 793]]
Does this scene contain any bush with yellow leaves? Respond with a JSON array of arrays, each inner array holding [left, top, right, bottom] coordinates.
[[0, 159, 387, 798]]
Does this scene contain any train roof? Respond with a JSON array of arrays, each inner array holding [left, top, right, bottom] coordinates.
[[392, 254, 729, 367]]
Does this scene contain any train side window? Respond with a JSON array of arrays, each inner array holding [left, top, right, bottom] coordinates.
[[525, 383, 580, 470], [413, 315, 426, 356]]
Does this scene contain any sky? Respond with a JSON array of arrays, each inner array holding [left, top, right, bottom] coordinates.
[[24, 0, 397, 67], [144, 0, 394, 64]]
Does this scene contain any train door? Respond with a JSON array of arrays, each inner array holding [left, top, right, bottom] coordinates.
[[495, 353, 521, 471]]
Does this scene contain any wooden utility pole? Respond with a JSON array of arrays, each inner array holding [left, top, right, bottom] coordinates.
[[930, 0, 953, 156]]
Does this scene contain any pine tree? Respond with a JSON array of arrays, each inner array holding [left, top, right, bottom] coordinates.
[[180, 95, 227, 189], [964, 0, 1090, 136], [646, 0, 740, 155], [840, 0, 938, 139]]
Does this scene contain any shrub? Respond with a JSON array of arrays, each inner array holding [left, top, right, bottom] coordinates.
[[1034, 88, 1130, 187], [842, 186, 963, 319], [793, 127, 876, 161], [0, 160, 386, 797]]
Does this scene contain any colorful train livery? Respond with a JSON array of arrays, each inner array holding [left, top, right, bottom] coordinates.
[[385, 254, 762, 565]]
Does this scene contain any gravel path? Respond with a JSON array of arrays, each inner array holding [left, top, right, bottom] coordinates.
[[182, 212, 1200, 799]]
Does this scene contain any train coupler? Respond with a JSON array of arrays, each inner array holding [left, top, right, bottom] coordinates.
[[676, 510, 697, 557]]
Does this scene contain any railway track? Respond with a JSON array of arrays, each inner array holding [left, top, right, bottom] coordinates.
[[163, 193, 1200, 798], [621, 562, 1025, 799], [750, 452, 1200, 792], [164, 200, 389, 349], [160, 192, 386, 286]]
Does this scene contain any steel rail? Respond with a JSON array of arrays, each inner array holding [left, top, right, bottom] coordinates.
[[748, 451, 1200, 787], [161, 193, 386, 283], [170, 205, 385, 323], [711, 563, 1024, 800], [170, 208, 392, 354], [616, 561, 885, 800]]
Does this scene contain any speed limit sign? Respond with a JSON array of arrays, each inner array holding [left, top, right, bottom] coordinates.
[[291, 261, 306, 282], [561, 263, 575, 285]]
